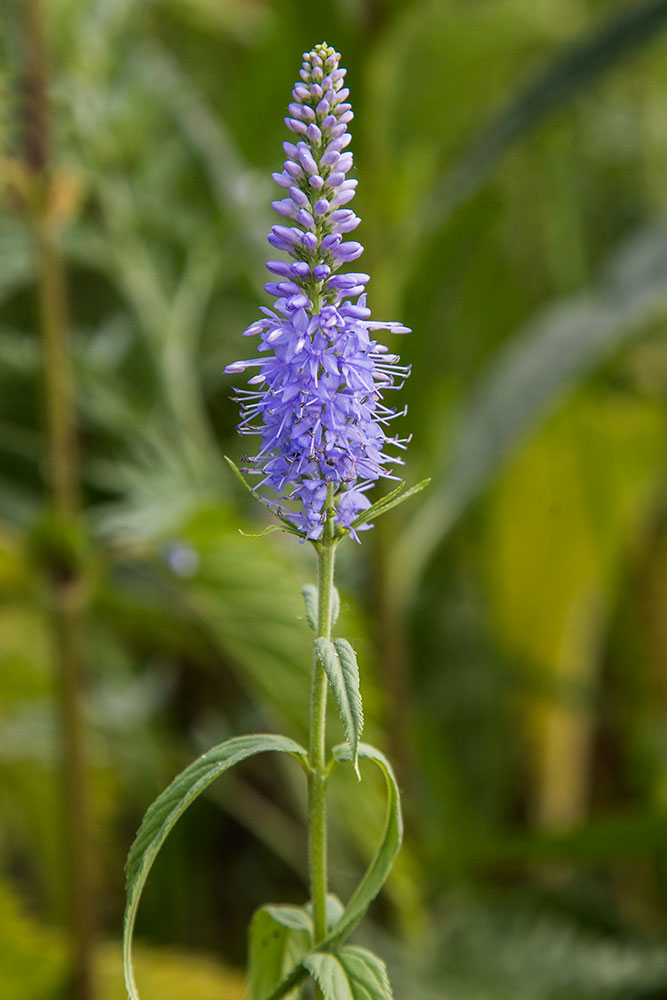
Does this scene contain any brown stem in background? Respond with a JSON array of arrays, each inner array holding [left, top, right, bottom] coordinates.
[[35, 219, 96, 1000], [23, 2, 95, 998]]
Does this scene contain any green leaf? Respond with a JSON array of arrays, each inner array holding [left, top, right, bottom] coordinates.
[[249, 895, 347, 1000], [302, 584, 341, 631], [248, 905, 312, 1000], [324, 893, 345, 930], [315, 639, 363, 775], [224, 456, 304, 538], [262, 904, 313, 934], [326, 744, 403, 947], [123, 734, 308, 1000], [239, 525, 287, 538], [302, 953, 351, 1000], [302, 585, 318, 630], [337, 947, 394, 1000], [303, 946, 394, 1000], [348, 479, 430, 530], [331, 586, 341, 627], [353, 480, 405, 519], [346, 481, 405, 531]]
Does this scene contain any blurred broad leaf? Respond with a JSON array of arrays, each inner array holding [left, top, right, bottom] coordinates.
[[484, 389, 665, 827], [393, 221, 667, 600]]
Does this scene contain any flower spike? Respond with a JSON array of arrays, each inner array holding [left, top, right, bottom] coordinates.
[[225, 42, 411, 540]]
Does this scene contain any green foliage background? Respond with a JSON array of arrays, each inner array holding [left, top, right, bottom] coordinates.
[[1, 0, 667, 997]]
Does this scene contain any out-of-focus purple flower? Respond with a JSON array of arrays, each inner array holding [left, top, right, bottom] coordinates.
[[225, 42, 410, 540]]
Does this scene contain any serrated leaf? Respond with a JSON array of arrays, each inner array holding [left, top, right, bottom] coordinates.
[[302, 953, 352, 1000], [326, 744, 403, 949], [337, 947, 394, 1000], [123, 734, 308, 1000], [349, 479, 430, 530], [303, 946, 394, 1000], [249, 905, 312, 1000], [315, 638, 363, 775], [302, 584, 341, 631]]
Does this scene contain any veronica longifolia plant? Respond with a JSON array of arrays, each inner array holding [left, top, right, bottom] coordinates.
[[123, 43, 427, 1000]]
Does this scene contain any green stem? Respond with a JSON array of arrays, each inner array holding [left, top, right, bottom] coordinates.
[[308, 486, 336, 950]]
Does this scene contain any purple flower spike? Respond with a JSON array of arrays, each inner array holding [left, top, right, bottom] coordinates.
[[225, 42, 410, 540]]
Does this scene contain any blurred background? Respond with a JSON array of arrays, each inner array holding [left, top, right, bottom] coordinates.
[[2, 0, 667, 997]]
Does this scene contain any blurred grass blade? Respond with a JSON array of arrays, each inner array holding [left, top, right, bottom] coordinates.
[[395, 221, 667, 596], [427, 0, 667, 229], [138, 42, 269, 250], [0, 222, 35, 304]]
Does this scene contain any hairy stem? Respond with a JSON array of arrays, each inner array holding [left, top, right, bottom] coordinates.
[[308, 486, 336, 955]]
